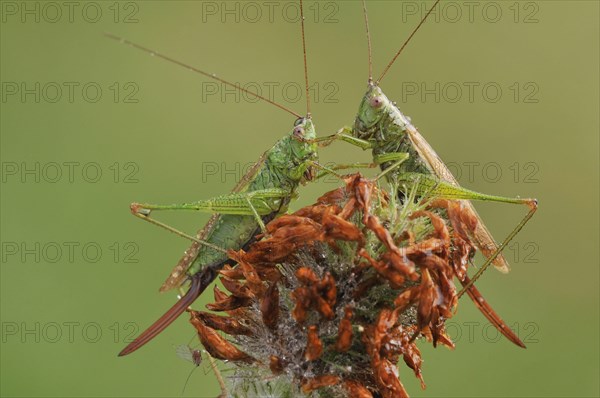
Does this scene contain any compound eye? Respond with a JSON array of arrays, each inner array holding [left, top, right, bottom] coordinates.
[[293, 126, 305, 138], [370, 95, 384, 108]]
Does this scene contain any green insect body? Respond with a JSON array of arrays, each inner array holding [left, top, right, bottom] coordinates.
[[110, 0, 320, 357], [347, 81, 536, 349], [355, 84, 430, 177], [179, 119, 317, 279], [316, 0, 538, 348], [354, 81, 534, 272], [120, 118, 317, 357]]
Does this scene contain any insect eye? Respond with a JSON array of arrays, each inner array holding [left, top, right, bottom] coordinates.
[[370, 96, 384, 108], [293, 126, 305, 138]]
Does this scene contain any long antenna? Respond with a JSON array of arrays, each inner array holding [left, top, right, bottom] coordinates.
[[362, 0, 373, 83], [104, 32, 302, 118], [376, 0, 441, 84], [299, 0, 311, 117]]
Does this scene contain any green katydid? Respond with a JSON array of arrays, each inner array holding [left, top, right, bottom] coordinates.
[[107, 1, 337, 356], [317, 0, 538, 348], [120, 118, 319, 357]]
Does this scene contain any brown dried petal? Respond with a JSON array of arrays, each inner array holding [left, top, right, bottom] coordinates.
[[318, 272, 337, 307], [338, 197, 358, 220], [301, 375, 341, 393], [375, 359, 409, 398], [219, 276, 253, 299], [315, 295, 335, 320], [189, 173, 512, 397], [436, 272, 457, 318], [416, 268, 436, 332], [194, 311, 253, 336], [451, 235, 473, 280], [189, 311, 254, 364], [410, 210, 451, 246], [322, 211, 364, 245], [206, 294, 252, 312], [218, 264, 245, 280], [213, 285, 228, 302], [260, 282, 280, 330], [296, 267, 319, 285], [208, 286, 250, 318], [229, 250, 265, 292], [402, 342, 425, 390], [254, 264, 282, 283], [360, 249, 405, 288], [305, 325, 323, 361], [432, 326, 455, 349], [384, 251, 418, 281], [269, 355, 284, 375], [394, 286, 421, 311], [405, 237, 446, 257], [294, 204, 326, 223], [335, 306, 353, 352], [264, 214, 314, 233], [243, 216, 323, 264], [291, 286, 312, 323], [344, 380, 374, 398]]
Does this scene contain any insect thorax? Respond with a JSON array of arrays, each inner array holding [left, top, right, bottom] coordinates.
[[373, 109, 430, 178], [253, 136, 310, 193]]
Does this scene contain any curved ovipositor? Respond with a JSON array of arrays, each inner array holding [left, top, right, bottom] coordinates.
[[118, 263, 222, 356]]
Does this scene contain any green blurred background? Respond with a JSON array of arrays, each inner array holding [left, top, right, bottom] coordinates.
[[1, 1, 598, 397]]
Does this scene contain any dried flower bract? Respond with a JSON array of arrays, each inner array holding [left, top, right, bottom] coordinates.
[[189, 174, 523, 397]]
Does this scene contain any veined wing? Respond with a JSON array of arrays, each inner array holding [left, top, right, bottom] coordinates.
[[159, 150, 270, 292], [404, 124, 510, 273]]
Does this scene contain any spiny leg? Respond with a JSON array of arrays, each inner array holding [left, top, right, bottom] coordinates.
[[458, 199, 537, 295], [313, 160, 379, 181], [133, 188, 290, 215], [375, 165, 537, 277], [399, 172, 536, 206], [316, 153, 409, 180], [315, 152, 410, 216], [402, 172, 538, 277], [130, 204, 227, 254], [331, 161, 379, 171], [310, 126, 373, 150], [130, 188, 291, 245], [407, 172, 537, 324], [459, 276, 526, 348], [406, 174, 536, 347], [374, 152, 410, 181], [309, 160, 345, 181], [311, 152, 409, 182], [244, 194, 267, 234]]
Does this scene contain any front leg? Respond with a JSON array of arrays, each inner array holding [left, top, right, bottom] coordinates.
[[311, 126, 374, 150]]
